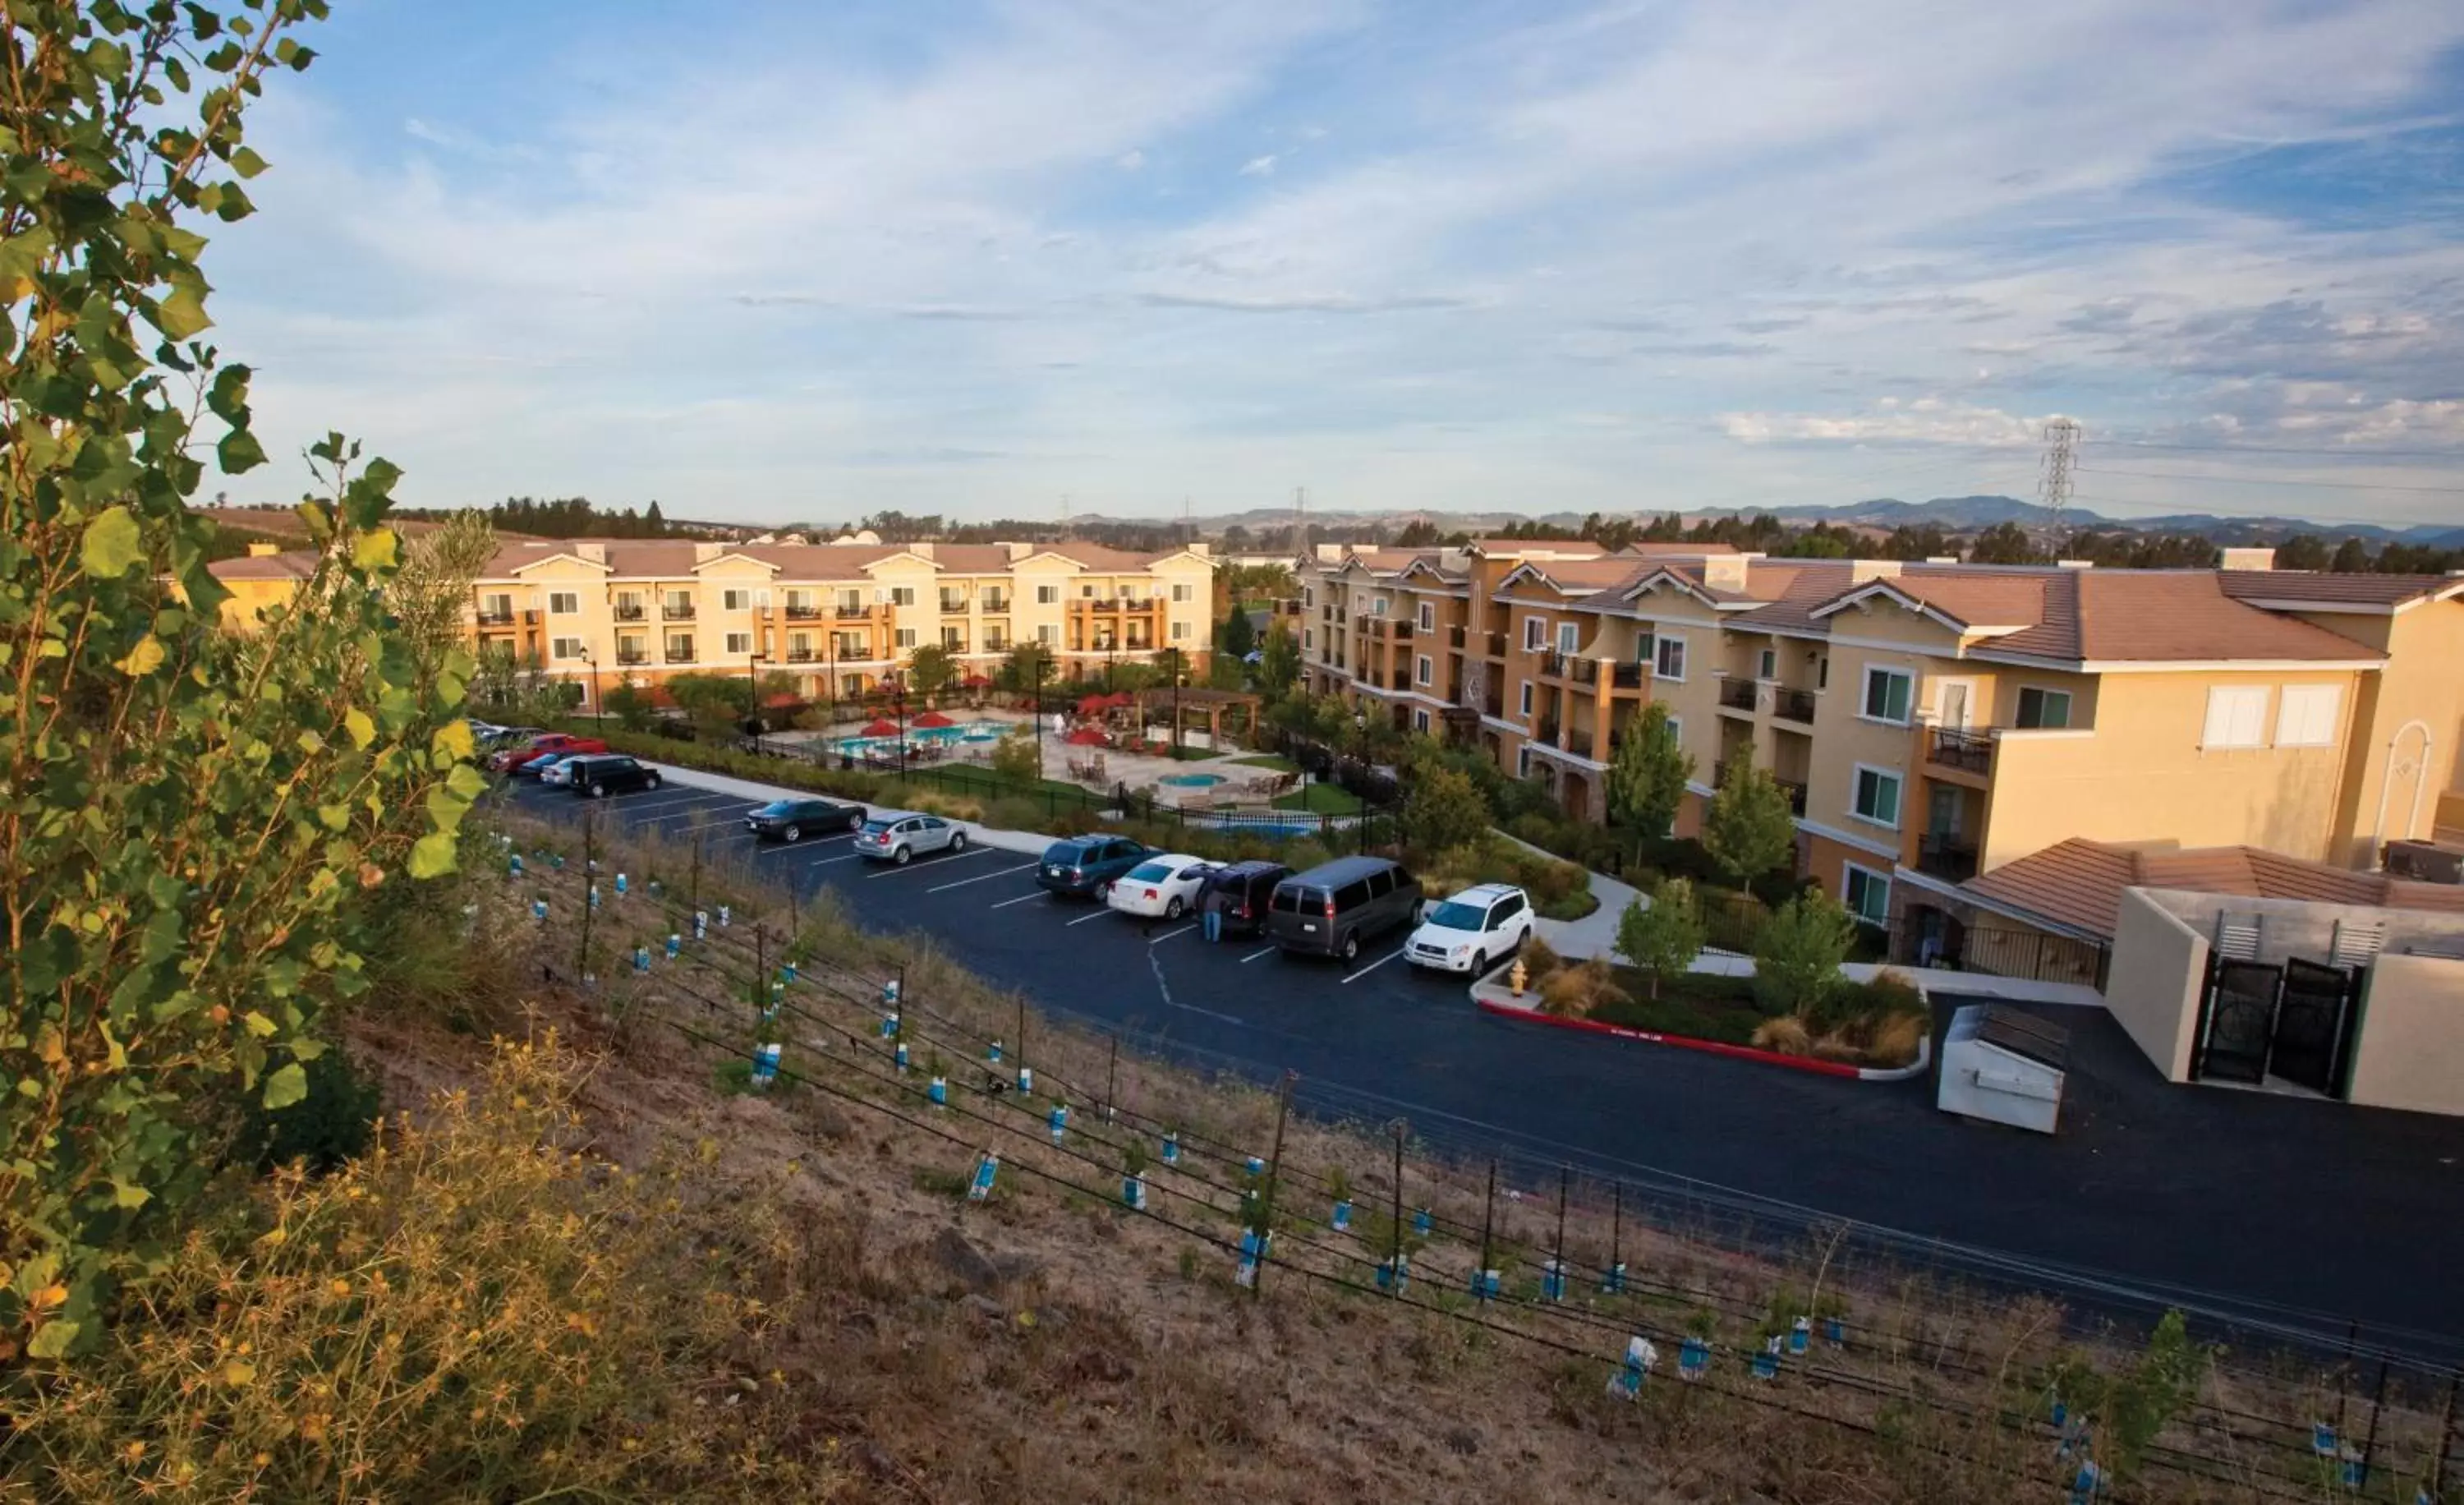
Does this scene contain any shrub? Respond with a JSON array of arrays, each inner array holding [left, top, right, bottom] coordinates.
[[1615, 879, 1706, 999], [1518, 934, 1564, 983], [234, 1044, 382, 1176], [1402, 765, 1492, 854], [1750, 891, 1859, 1014], [1751, 1015, 1813, 1056], [1540, 960, 1623, 1019], [988, 727, 1041, 785]]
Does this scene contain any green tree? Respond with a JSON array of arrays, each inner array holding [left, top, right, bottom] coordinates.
[[990, 727, 1041, 785], [2329, 536, 2371, 572], [1258, 620, 1301, 700], [1000, 640, 1055, 697], [1219, 605, 1257, 659], [1966, 521, 2042, 564], [1616, 879, 1707, 999], [665, 671, 752, 739], [1606, 702, 1692, 845], [1402, 765, 1492, 855], [0, 0, 485, 1358], [2273, 534, 2328, 571], [1749, 891, 1858, 1013], [388, 510, 498, 687], [604, 679, 654, 731], [1703, 747, 1796, 886], [904, 643, 957, 701]]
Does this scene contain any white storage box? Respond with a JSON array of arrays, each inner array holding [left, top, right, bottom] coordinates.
[[1938, 1004, 2068, 1135]]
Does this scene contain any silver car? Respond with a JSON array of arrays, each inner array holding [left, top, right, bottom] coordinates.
[[853, 811, 968, 866]]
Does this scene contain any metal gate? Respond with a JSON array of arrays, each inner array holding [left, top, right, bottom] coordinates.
[[2269, 958, 2356, 1097], [2195, 959, 2278, 1085]]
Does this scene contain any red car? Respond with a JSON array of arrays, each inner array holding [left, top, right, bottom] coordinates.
[[492, 733, 608, 775]]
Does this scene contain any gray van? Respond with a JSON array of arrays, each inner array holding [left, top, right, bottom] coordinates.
[[1266, 856, 1423, 963]]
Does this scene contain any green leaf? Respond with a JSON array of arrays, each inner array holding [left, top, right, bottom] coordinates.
[[26, 1319, 80, 1360], [217, 426, 265, 474], [407, 831, 458, 880], [80, 507, 144, 577], [229, 145, 268, 179], [206, 362, 251, 423], [115, 634, 166, 676], [111, 1180, 152, 1210], [154, 279, 212, 340], [342, 707, 375, 748], [261, 1061, 308, 1110], [351, 527, 398, 571]]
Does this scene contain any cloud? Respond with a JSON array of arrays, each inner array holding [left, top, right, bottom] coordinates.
[[1237, 154, 1277, 177], [1115, 149, 1145, 170], [1722, 398, 2066, 448], [1136, 290, 1465, 314]]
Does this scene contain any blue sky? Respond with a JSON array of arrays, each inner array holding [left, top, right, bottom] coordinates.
[[205, 0, 2464, 528]]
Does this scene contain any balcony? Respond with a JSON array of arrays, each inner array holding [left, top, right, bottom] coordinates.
[[784, 604, 820, 620], [1479, 630, 1507, 658], [1538, 651, 1570, 681], [661, 603, 696, 622], [938, 596, 968, 614], [1774, 778, 1809, 816], [1536, 718, 1560, 748], [615, 649, 649, 667], [1772, 688, 1817, 725], [835, 605, 874, 620], [664, 646, 695, 664], [1927, 728, 1994, 776], [1606, 661, 1646, 691], [475, 610, 515, 627], [1448, 624, 1467, 650], [1916, 834, 1979, 882], [612, 603, 646, 622], [1481, 689, 1503, 718], [1717, 679, 1759, 713], [981, 596, 1010, 614], [1391, 669, 1413, 691], [785, 648, 816, 664]]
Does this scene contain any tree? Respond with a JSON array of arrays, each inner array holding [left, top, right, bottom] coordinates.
[[990, 727, 1041, 785], [1750, 891, 1859, 1013], [388, 510, 498, 688], [905, 643, 957, 701], [1606, 702, 1693, 844], [1616, 879, 1707, 999], [1703, 747, 1797, 886], [1, 1, 482, 1358], [2330, 537, 2371, 573], [1219, 605, 1257, 660], [604, 679, 654, 731], [1403, 766, 1492, 855], [1393, 518, 1442, 547], [2273, 534, 2328, 571], [1000, 641, 1055, 697], [666, 672, 752, 739], [1258, 621, 1301, 700], [1966, 521, 2042, 564]]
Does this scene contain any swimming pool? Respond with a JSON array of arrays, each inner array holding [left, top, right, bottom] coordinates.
[[833, 719, 1012, 757], [1158, 772, 1225, 789]]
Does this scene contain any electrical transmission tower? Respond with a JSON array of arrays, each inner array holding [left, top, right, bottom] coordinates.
[[2039, 418, 2080, 552]]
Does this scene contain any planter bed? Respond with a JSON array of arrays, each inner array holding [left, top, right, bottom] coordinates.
[[1506, 954, 1928, 1072]]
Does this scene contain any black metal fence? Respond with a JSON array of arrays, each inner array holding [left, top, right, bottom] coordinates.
[[1883, 916, 2108, 989]]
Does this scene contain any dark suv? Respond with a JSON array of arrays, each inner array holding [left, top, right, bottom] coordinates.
[[745, 796, 866, 843], [1201, 860, 1293, 938], [1034, 835, 1153, 899], [562, 754, 663, 799], [1266, 856, 1423, 962]]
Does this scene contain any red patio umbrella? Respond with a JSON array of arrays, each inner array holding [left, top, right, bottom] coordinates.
[[857, 719, 899, 739], [1065, 726, 1107, 746], [961, 673, 991, 688], [913, 710, 955, 729], [1076, 693, 1110, 717]]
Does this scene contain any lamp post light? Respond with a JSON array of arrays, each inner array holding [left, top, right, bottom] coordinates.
[[1032, 650, 1052, 782], [1167, 646, 1186, 758], [579, 648, 600, 731], [889, 671, 910, 782], [745, 651, 768, 752]]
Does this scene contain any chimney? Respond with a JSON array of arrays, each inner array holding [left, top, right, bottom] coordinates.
[[910, 541, 935, 560], [693, 542, 723, 564], [1316, 543, 1346, 564], [1437, 547, 1470, 574], [1924, 555, 1960, 565], [1699, 555, 1750, 591], [575, 541, 606, 564], [2056, 559, 2094, 569], [1184, 541, 1209, 558], [246, 541, 280, 558], [1005, 541, 1035, 561], [1850, 559, 1902, 585], [2218, 546, 2276, 572]]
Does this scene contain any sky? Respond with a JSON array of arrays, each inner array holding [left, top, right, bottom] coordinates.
[[203, 0, 2464, 530]]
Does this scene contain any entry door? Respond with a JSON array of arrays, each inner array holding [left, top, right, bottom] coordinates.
[[1938, 681, 1973, 730]]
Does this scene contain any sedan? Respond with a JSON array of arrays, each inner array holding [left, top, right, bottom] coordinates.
[[535, 754, 585, 787], [746, 797, 867, 843], [1105, 854, 1214, 920], [853, 812, 968, 866]]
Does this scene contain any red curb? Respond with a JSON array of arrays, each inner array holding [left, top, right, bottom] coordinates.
[[1475, 995, 1866, 1079]]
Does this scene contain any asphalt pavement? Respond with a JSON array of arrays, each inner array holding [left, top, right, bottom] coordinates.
[[494, 775, 2464, 1362]]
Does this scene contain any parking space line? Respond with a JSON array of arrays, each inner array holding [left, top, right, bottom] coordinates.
[[1065, 909, 1115, 927], [1239, 946, 1276, 964], [807, 852, 866, 868], [929, 861, 1037, 894], [1341, 948, 1409, 984], [989, 891, 1046, 909], [636, 800, 760, 826], [605, 789, 705, 815], [1148, 923, 1196, 945], [866, 845, 991, 878]]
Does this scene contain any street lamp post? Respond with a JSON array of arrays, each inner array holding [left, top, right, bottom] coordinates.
[[825, 633, 837, 726], [1168, 647, 1185, 758], [1032, 650, 1051, 782], [745, 651, 768, 752], [890, 672, 909, 782], [579, 648, 600, 732]]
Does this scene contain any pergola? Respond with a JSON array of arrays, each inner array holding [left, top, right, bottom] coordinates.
[[1134, 685, 1262, 751]]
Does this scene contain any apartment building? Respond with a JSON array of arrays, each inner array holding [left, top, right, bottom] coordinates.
[[1295, 541, 2464, 951], [212, 536, 1217, 697]]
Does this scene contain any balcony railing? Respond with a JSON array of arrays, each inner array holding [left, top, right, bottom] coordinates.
[[1480, 630, 1506, 657], [1773, 688, 1817, 724], [835, 605, 872, 619], [1391, 669, 1412, 690], [615, 650, 648, 667], [475, 610, 515, 627], [1917, 834, 1979, 882], [1538, 651, 1570, 680], [1717, 678, 1759, 712], [611, 603, 646, 622], [981, 596, 1009, 613], [662, 603, 696, 621], [1928, 727, 1994, 776], [939, 597, 968, 613], [1482, 691, 1503, 718], [784, 604, 820, 620], [664, 646, 695, 664], [1774, 778, 1809, 816], [785, 649, 816, 663], [1607, 661, 1646, 690], [1536, 718, 1560, 748]]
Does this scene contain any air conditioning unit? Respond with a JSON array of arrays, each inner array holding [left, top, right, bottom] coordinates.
[[2384, 840, 2464, 885]]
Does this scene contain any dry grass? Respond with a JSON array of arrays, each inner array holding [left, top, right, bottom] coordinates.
[[1750, 1015, 1813, 1056], [1540, 959, 1625, 1019]]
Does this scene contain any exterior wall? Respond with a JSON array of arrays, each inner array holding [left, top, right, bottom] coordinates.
[[1980, 667, 2362, 871], [1802, 599, 1952, 864], [2103, 887, 2210, 1083], [2316, 598, 2464, 866], [216, 576, 301, 628], [2346, 955, 2464, 1116], [1802, 830, 1901, 908]]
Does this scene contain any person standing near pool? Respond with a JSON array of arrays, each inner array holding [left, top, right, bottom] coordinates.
[[1200, 868, 1230, 943]]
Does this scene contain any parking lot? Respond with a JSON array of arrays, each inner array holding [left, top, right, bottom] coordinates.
[[497, 773, 2464, 1357]]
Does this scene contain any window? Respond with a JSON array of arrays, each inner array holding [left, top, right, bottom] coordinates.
[[982, 590, 1008, 611], [1556, 622, 1579, 655], [1372, 595, 1389, 617], [1414, 709, 1430, 733], [1842, 864, 1890, 927], [722, 589, 751, 611], [1037, 624, 1058, 645], [550, 637, 586, 660], [1171, 621, 1189, 641], [667, 636, 693, 659], [895, 628, 917, 650], [838, 590, 863, 611], [1303, 587, 1315, 607], [2016, 687, 2073, 730], [1304, 629, 1315, 651], [1653, 635, 1687, 682], [1172, 583, 1192, 602], [2276, 684, 2342, 748], [1634, 630, 1655, 665], [2202, 686, 2269, 750], [1118, 584, 1138, 600], [1516, 746, 1533, 779], [1037, 585, 1060, 605], [1861, 666, 1913, 725], [1418, 602, 1434, 632], [1758, 647, 1777, 680], [941, 628, 966, 650], [548, 591, 578, 615], [1524, 617, 1546, 651], [1416, 654, 1433, 686], [939, 590, 967, 612], [1851, 766, 1903, 827], [889, 587, 916, 608], [482, 592, 513, 618], [1082, 584, 1097, 599], [724, 632, 752, 655], [1519, 680, 1533, 717]]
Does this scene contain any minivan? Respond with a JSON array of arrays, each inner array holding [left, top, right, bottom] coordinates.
[[1266, 856, 1423, 963], [1201, 860, 1292, 938]]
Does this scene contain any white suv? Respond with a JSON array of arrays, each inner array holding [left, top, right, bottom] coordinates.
[[1404, 883, 1533, 974]]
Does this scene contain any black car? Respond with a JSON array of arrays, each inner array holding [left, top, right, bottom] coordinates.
[[1266, 855, 1423, 962], [1200, 860, 1293, 937], [1033, 835, 1153, 898], [562, 754, 663, 799], [745, 796, 867, 843]]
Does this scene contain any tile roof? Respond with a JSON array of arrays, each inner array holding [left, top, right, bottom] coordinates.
[[1963, 837, 2464, 938], [209, 549, 320, 581], [1469, 537, 1607, 557], [462, 538, 1196, 581], [2065, 571, 2375, 663], [2216, 571, 2464, 609], [1498, 556, 1657, 595]]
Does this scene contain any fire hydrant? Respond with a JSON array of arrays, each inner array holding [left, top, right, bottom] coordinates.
[[1509, 957, 1529, 996]]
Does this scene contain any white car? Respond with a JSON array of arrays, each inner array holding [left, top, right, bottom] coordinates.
[[1405, 883, 1534, 974], [534, 754, 583, 787], [853, 811, 968, 865], [1105, 854, 1213, 920]]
